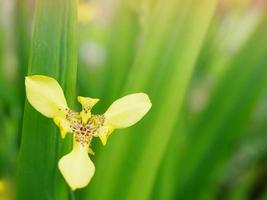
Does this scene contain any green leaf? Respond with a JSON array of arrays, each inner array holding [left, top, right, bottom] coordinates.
[[16, 0, 77, 199], [84, 0, 217, 199], [175, 15, 267, 200], [101, 2, 140, 102]]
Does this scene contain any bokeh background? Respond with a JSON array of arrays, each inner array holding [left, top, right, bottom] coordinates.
[[1, 0, 267, 199]]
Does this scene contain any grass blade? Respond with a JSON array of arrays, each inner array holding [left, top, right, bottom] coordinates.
[[17, 0, 77, 199], [175, 15, 267, 200], [84, 0, 217, 199]]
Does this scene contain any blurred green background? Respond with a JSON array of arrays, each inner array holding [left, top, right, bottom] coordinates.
[[1, 0, 267, 199]]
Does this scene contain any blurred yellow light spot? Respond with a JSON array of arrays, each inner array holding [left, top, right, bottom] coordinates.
[[221, 0, 251, 10], [0, 180, 5, 193], [78, 2, 97, 23]]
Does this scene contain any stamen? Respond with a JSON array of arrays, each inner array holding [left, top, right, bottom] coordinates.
[[66, 112, 105, 147]]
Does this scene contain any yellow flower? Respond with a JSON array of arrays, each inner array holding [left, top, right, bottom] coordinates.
[[25, 75, 152, 190]]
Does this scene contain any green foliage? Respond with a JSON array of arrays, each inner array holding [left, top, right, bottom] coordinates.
[[16, 0, 77, 199], [175, 15, 267, 200]]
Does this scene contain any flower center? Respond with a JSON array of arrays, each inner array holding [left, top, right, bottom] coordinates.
[[66, 109, 105, 146]]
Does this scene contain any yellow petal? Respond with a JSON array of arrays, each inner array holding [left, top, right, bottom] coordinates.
[[58, 141, 95, 190], [54, 118, 72, 138], [104, 93, 152, 129], [25, 75, 68, 118], [97, 126, 113, 146], [77, 96, 99, 108], [99, 134, 107, 146], [77, 96, 99, 124]]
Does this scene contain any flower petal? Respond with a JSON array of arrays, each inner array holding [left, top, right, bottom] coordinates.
[[58, 141, 95, 190], [25, 75, 68, 118], [53, 117, 72, 138], [96, 126, 113, 146], [104, 93, 152, 129], [77, 96, 99, 108], [77, 96, 99, 124]]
